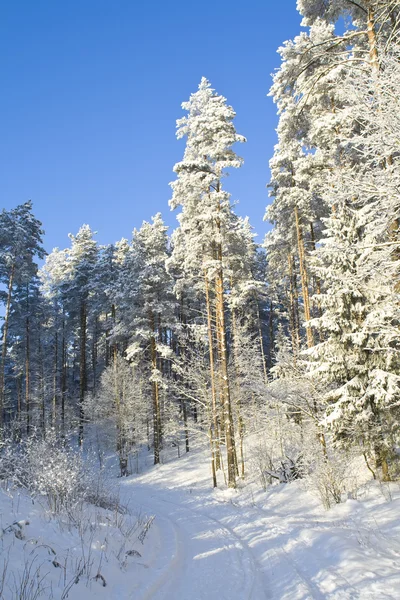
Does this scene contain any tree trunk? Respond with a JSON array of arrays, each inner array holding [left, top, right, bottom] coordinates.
[[78, 299, 87, 447], [0, 264, 15, 431], [25, 308, 31, 436], [231, 302, 245, 479], [149, 311, 162, 465], [52, 329, 58, 429], [215, 262, 237, 488], [181, 396, 190, 453], [288, 252, 300, 355], [113, 349, 128, 476], [61, 310, 67, 441], [92, 315, 98, 394], [255, 300, 268, 383], [294, 206, 314, 348], [204, 271, 221, 472], [38, 329, 45, 437], [268, 300, 275, 369], [367, 5, 379, 71]]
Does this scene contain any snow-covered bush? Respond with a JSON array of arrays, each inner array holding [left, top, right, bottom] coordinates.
[[0, 429, 115, 515], [25, 438, 85, 513]]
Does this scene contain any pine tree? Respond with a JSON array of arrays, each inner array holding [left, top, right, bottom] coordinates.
[[65, 225, 98, 446], [121, 214, 175, 465], [0, 202, 45, 432], [170, 78, 246, 487]]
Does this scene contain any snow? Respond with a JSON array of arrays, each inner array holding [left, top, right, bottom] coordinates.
[[124, 446, 400, 599], [2, 444, 400, 599]]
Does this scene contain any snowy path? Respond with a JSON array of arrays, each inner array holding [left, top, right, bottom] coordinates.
[[120, 450, 400, 600], [128, 484, 267, 600]]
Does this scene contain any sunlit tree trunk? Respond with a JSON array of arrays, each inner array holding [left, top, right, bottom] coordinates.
[[294, 205, 314, 348], [204, 270, 221, 475]]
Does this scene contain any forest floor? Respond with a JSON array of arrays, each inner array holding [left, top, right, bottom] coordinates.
[[1, 444, 400, 599]]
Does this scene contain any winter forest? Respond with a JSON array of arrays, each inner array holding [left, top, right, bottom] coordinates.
[[1, 1, 400, 599]]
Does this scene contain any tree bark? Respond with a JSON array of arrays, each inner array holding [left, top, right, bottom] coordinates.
[[61, 310, 67, 441], [52, 329, 58, 429], [288, 252, 300, 355], [255, 300, 268, 384], [204, 271, 221, 472], [78, 299, 87, 447], [149, 311, 162, 465], [25, 302, 31, 436], [38, 329, 45, 437], [215, 261, 237, 488], [294, 206, 314, 348], [0, 264, 15, 430], [367, 5, 379, 71]]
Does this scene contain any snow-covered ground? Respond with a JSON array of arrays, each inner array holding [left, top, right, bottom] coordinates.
[[1, 445, 400, 599]]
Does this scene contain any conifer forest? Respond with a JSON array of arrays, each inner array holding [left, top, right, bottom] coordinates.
[[1, 2, 400, 599]]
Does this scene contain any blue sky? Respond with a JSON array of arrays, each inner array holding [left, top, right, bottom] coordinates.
[[0, 1, 303, 252]]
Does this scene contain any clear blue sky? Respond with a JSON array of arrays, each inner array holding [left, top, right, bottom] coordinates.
[[0, 1, 302, 252]]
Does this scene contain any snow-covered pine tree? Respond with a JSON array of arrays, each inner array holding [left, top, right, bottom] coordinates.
[[64, 225, 98, 446], [0, 202, 45, 433], [170, 77, 246, 488], [121, 214, 175, 465]]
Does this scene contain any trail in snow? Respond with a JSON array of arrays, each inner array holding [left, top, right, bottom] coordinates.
[[128, 484, 267, 600], [120, 448, 400, 600], [2, 445, 400, 599]]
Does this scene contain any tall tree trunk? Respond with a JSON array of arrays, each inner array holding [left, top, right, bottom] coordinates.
[[92, 315, 98, 394], [113, 349, 128, 476], [288, 252, 300, 355], [25, 308, 31, 436], [294, 206, 314, 348], [16, 375, 22, 441], [215, 258, 237, 488], [38, 330, 45, 437], [52, 329, 58, 429], [149, 311, 162, 465], [0, 264, 15, 431], [268, 300, 275, 369], [231, 302, 245, 479], [367, 5, 379, 71], [255, 300, 268, 383], [61, 310, 67, 441], [78, 299, 87, 447], [176, 304, 190, 454], [204, 271, 221, 472], [181, 395, 190, 453]]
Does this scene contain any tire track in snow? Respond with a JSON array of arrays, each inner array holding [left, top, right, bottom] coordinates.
[[156, 493, 268, 600], [132, 486, 267, 600], [137, 511, 185, 600]]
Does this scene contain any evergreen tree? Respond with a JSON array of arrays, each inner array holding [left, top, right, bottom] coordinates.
[[0, 202, 45, 431], [170, 77, 246, 487]]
